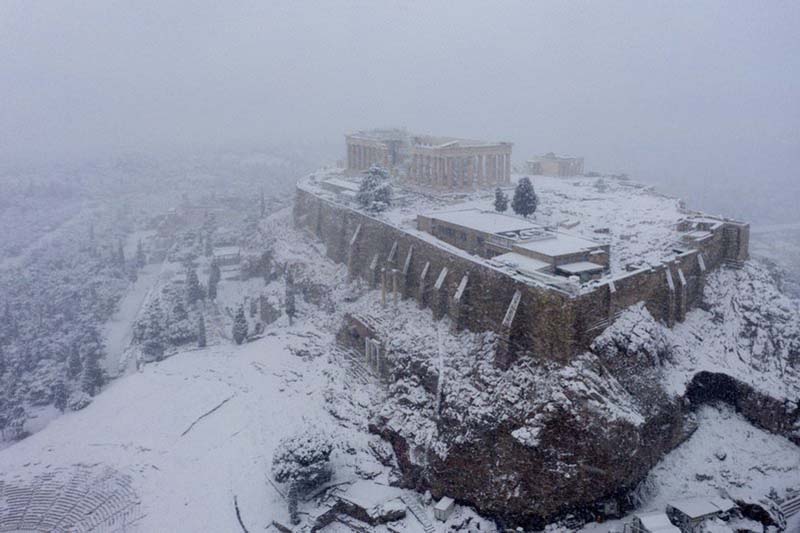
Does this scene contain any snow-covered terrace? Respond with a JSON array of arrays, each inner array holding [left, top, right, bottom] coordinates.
[[300, 168, 720, 287]]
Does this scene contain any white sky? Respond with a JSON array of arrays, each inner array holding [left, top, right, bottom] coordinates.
[[1, 1, 799, 220]]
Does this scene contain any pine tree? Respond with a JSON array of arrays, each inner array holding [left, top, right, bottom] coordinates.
[[260, 188, 266, 218], [232, 305, 248, 345], [197, 314, 207, 348], [285, 273, 297, 325], [494, 187, 509, 212], [67, 345, 82, 378], [116, 240, 126, 268], [81, 354, 104, 396], [356, 166, 392, 212], [135, 239, 146, 268], [207, 261, 221, 300], [511, 177, 539, 218], [52, 380, 68, 412], [142, 298, 165, 360], [0, 346, 5, 377], [204, 234, 213, 257], [185, 267, 204, 305]]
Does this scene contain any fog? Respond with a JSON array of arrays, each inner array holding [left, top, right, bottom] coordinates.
[[2, 1, 799, 222]]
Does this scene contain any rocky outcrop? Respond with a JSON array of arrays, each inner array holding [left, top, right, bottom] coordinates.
[[686, 371, 800, 445]]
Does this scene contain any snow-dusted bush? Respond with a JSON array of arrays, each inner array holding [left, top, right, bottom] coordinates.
[[356, 166, 393, 212], [271, 426, 334, 491], [68, 391, 92, 411], [271, 425, 334, 524]]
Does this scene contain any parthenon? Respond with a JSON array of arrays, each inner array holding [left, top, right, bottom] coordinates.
[[345, 129, 512, 192]]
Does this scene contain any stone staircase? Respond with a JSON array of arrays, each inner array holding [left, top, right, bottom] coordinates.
[[782, 494, 800, 518], [332, 347, 372, 385], [401, 495, 436, 533]]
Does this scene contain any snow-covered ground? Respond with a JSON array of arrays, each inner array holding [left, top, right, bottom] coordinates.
[[578, 404, 800, 533]]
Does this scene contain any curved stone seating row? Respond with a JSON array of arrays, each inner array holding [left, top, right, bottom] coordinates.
[[0, 464, 142, 532]]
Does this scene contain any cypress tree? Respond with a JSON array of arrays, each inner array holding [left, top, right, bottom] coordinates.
[[232, 305, 248, 345], [494, 187, 509, 212], [185, 267, 204, 305], [511, 177, 539, 218], [207, 261, 221, 300], [136, 239, 146, 268], [197, 314, 207, 348], [53, 380, 68, 412]]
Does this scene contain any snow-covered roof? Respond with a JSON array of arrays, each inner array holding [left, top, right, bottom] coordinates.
[[322, 177, 361, 192], [434, 496, 455, 511], [515, 232, 604, 258], [557, 261, 605, 274], [423, 208, 539, 235], [213, 246, 240, 256], [636, 511, 682, 533], [667, 498, 732, 519], [492, 252, 550, 273]]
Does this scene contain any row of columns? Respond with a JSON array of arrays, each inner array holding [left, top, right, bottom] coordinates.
[[347, 143, 387, 171], [409, 152, 511, 190]]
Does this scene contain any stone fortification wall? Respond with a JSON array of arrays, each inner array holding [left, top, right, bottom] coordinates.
[[294, 184, 749, 359], [295, 187, 576, 363]]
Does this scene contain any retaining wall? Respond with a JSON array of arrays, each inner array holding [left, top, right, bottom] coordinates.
[[294, 185, 749, 361]]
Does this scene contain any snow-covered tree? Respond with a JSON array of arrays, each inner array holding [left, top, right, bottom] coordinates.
[[207, 261, 221, 301], [511, 177, 538, 218], [356, 166, 393, 212], [135, 239, 146, 268], [494, 187, 508, 212], [67, 345, 82, 379], [285, 273, 297, 325], [52, 380, 67, 412], [271, 426, 334, 524], [232, 305, 248, 345], [204, 235, 213, 257], [116, 240, 126, 269], [260, 188, 266, 218], [197, 314, 207, 348], [81, 350, 105, 396], [185, 267, 204, 305]]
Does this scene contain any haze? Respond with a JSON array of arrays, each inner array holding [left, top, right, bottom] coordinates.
[[2, 1, 799, 222]]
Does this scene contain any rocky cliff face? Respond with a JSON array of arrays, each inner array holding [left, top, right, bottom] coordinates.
[[367, 262, 800, 528]]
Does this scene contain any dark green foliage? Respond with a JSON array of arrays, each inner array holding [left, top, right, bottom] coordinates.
[[232, 305, 248, 345], [81, 353, 104, 396], [185, 267, 204, 305], [494, 187, 509, 212], [67, 345, 82, 378], [207, 261, 221, 301], [52, 380, 67, 412], [204, 234, 213, 257], [512, 177, 538, 218], [285, 272, 296, 325], [116, 240, 126, 268], [356, 166, 393, 212], [197, 314, 207, 348], [135, 239, 146, 268]]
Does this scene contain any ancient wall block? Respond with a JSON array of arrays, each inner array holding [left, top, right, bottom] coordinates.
[[347, 223, 362, 281], [676, 268, 687, 322], [418, 261, 431, 309], [664, 268, 676, 327], [451, 274, 469, 332], [432, 267, 449, 320], [369, 254, 380, 289], [401, 245, 414, 299]]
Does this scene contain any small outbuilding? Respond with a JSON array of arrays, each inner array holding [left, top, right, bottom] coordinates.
[[666, 497, 737, 532], [626, 511, 682, 533], [434, 496, 455, 521]]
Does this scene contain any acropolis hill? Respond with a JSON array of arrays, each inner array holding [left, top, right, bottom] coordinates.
[[294, 130, 750, 365]]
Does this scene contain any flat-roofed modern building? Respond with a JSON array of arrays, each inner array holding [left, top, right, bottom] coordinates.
[[417, 208, 609, 281], [527, 152, 584, 177]]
